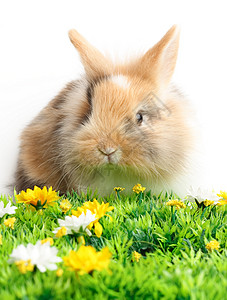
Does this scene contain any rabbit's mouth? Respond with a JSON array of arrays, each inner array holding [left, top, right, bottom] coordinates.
[[86, 164, 147, 193], [75, 164, 163, 197], [92, 164, 149, 183]]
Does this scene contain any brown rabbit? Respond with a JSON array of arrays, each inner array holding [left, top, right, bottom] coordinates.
[[15, 25, 195, 196]]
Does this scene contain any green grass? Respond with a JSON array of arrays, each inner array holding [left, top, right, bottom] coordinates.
[[0, 189, 226, 300]]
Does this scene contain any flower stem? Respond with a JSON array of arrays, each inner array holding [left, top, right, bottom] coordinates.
[[171, 206, 176, 224], [138, 192, 143, 205], [116, 191, 121, 200], [65, 235, 74, 249], [30, 199, 47, 210]]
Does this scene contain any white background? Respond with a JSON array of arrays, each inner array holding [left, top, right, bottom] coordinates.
[[0, 0, 227, 195]]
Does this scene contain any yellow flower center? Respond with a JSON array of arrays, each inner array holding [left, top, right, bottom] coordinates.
[[41, 237, 54, 246], [166, 200, 186, 209], [56, 226, 67, 238], [132, 251, 142, 262], [113, 187, 125, 192], [203, 200, 214, 206], [15, 259, 34, 274], [60, 199, 72, 213], [132, 184, 146, 194], [4, 217, 16, 229], [63, 245, 112, 275], [206, 240, 220, 251], [56, 268, 64, 277]]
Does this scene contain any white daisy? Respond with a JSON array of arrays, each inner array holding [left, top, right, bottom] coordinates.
[[8, 241, 62, 272], [0, 201, 17, 218], [186, 186, 221, 204], [53, 210, 96, 236]]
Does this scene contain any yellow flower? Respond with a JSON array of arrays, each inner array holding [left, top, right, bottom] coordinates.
[[217, 190, 227, 200], [63, 245, 111, 275], [206, 240, 220, 251], [16, 186, 59, 209], [132, 251, 141, 262], [113, 187, 125, 193], [166, 199, 186, 209], [216, 191, 227, 205], [0, 234, 2, 245], [55, 226, 67, 238], [60, 199, 72, 213], [41, 238, 54, 246], [15, 259, 34, 274], [203, 200, 215, 207], [56, 268, 63, 277], [217, 199, 227, 206], [132, 184, 146, 194], [72, 199, 114, 238], [4, 217, 16, 229]]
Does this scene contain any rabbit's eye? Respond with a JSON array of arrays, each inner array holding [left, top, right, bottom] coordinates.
[[136, 113, 143, 125]]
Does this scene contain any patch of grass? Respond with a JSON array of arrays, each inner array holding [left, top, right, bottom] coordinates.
[[0, 189, 226, 299]]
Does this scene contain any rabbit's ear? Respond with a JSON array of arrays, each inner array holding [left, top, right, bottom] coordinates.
[[137, 25, 180, 87], [68, 29, 113, 79]]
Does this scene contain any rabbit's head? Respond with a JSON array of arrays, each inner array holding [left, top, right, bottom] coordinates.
[[60, 26, 194, 194]]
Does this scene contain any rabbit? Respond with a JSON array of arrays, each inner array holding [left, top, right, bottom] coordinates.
[[14, 25, 195, 196]]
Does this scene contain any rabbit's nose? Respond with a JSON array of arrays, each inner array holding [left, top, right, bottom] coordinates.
[[98, 144, 121, 164], [98, 147, 117, 156]]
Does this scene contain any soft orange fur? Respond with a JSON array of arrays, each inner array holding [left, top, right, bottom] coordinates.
[[15, 25, 194, 195]]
